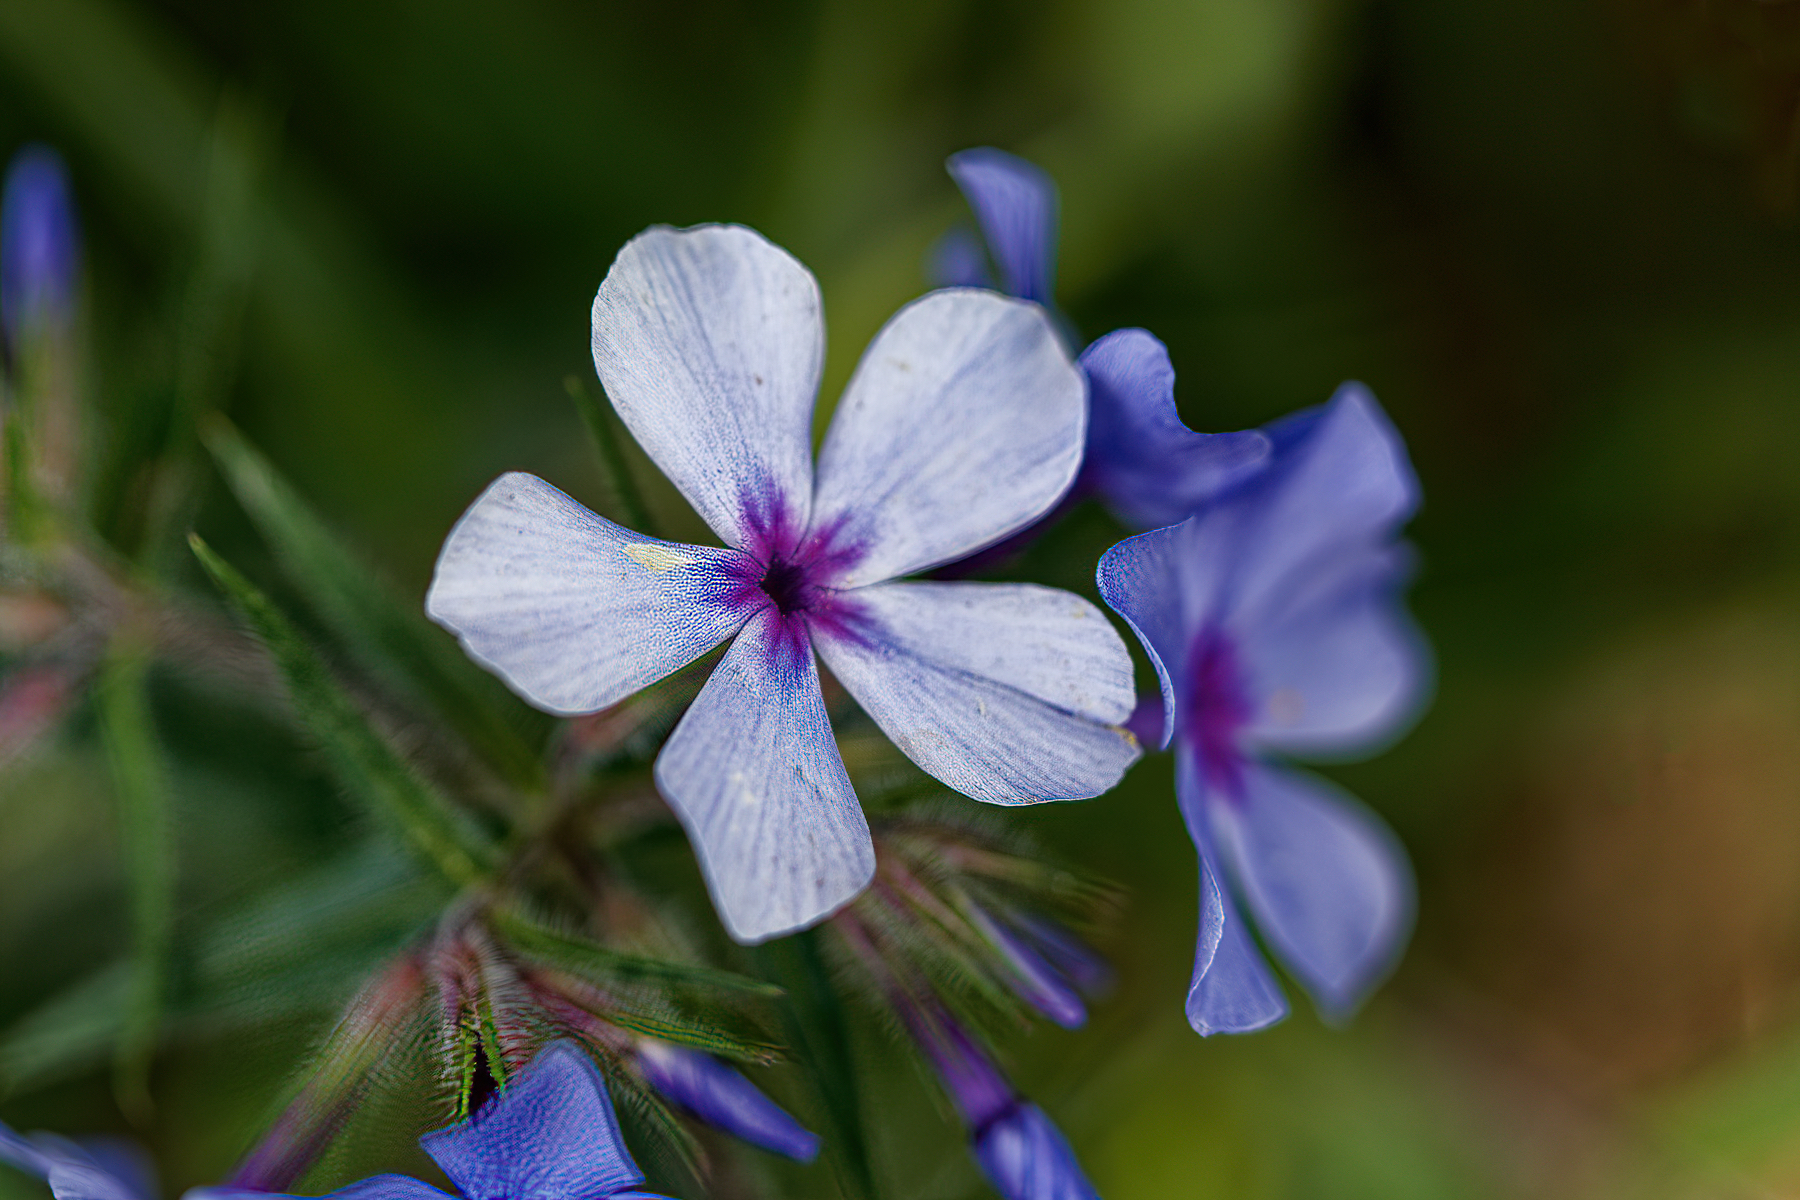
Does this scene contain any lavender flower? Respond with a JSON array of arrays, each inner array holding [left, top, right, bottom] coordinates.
[[1, 145, 78, 353], [634, 1039, 819, 1163], [935, 149, 1267, 534], [1097, 385, 1427, 1034], [0, 1120, 156, 1200], [428, 224, 1140, 943], [195, 1042, 671, 1200], [913, 1010, 1099, 1200]]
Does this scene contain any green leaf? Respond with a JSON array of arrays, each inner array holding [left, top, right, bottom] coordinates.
[[202, 417, 549, 792], [754, 930, 880, 1200], [188, 532, 499, 887], [94, 638, 177, 1122]]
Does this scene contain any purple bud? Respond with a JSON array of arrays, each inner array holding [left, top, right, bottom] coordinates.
[[966, 906, 1087, 1029], [636, 1039, 820, 1163], [1008, 914, 1114, 998], [911, 1011, 1015, 1130], [1, 145, 79, 351], [926, 226, 995, 291], [973, 1102, 1100, 1200]]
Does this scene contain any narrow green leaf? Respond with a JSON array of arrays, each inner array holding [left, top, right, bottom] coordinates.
[[0, 962, 130, 1097], [563, 374, 656, 537], [188, 532, 498, 887], [202, 417, 549, 791], [95, 637, 176, 1123], [490, 907, 781, 999], [754, 930, 880, 1200]]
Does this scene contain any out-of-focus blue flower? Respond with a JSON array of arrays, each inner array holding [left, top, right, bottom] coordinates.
[[913, 1010, 1100, 1200], [633, 1038, 819, 1162], [194, 1042, 672, 1200], [428, 224, 1140, 944], [1, 145, 79, 352], [0, 1119, 157, 1200], [933, 148, 1268, 537], [1097, 385, 1427, 1035]]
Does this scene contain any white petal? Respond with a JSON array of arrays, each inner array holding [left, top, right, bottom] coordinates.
[[591, 225, 821, 548], [813, 581, 1139, 803], [655, 609, 874, 943], [426, 473, 752, 715], [810, 290, 1084, 587]]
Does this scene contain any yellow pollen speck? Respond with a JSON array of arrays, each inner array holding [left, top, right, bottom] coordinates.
[[622, 543, 693, 572]]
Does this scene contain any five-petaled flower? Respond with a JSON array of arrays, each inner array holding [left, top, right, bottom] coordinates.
[[428, 224, 1140, 943], [1097, 385, 1427, 1034], [935, 147, 1269, 533], [195, 1041, 671, 1200]]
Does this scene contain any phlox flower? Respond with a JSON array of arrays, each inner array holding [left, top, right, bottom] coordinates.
[[0, 1119, 157, 1200], [196, 1042, 670, 1200], [428, 224, 1140, 943], [935, 147, 1268, 533], [1096, 385, 1427, 1034]]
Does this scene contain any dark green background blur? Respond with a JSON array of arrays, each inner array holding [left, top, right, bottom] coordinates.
[[4, 0, 1800, 1196]]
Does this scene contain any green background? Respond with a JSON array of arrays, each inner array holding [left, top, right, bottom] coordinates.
[[4, 0, 1800, 1197]]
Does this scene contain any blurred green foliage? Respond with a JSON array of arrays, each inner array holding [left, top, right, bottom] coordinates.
[[3, 0, 1800, 1198]]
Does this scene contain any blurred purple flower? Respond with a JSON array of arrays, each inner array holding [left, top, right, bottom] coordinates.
[[934, 149, 1268, 537], [1, 145, 78, 353], [428, 224, 1140, 943], [633, 1038, 819, 1162], [1097, 385, 1427, 1035], [193, 1042, 671, 1200], [0, 1120, 156, 1200], [913, 1010, 1100, 1200]]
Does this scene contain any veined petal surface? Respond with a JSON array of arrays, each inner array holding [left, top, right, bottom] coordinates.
[[1208, 763, 1413, 1018], [591, 224, 821, 548], [186, 1178, 454, 1200], [946, 148, 1058, 306], [1212, 384, 1418, 621], [814, 582, 1138, 803], [655, 609, 874, 943], [426, 473, 752, 715], [1178, 751, 1288, 1036], [422, 1041, 646, 1200], [812, 291, 1084, 587], [1078, 329, 1270, 531], [1095, 520, 1198, 749], [1236, 543, 1430, 757]]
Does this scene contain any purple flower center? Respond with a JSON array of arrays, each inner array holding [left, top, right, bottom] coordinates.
[[1184, 627, 1250, 801], [758, 556, 816, 616], [727, 493, 870, 647]]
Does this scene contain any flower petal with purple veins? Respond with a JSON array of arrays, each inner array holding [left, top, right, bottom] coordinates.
[[655, 608, 873, 943], [636, 1040, 820, 1162], [1208, 763, 1414, 1019], [1236, 542, 1429, 757], [421, 1041, 646, 1200], [945, 148, 1058, 306], [1178, 751, 1288, 1036], [590, 225, 821, 550], [811, 290, 1085, 587], [425, 473, 756, 716], [972, 1103, 1099, 1200], [1077, 328, 1271, 532], [813, 581, 1138, 804]]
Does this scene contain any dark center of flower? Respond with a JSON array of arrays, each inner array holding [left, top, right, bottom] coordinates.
[[1185, 628, 1251, 800], [759, 557, 814, 616]]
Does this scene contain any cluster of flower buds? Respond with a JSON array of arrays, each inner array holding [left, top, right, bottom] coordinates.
[[827, 814, 1113, 1199]]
